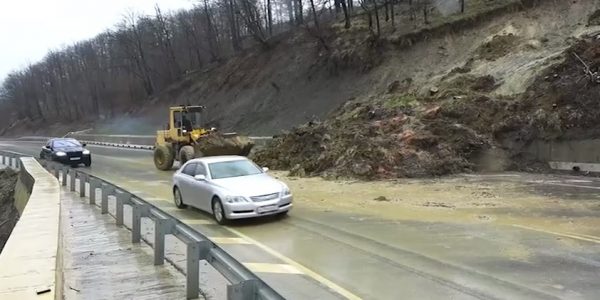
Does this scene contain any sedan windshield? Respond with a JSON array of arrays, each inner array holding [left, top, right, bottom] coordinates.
[[209, 160, 262, 179], [53, 140, 81, 147]]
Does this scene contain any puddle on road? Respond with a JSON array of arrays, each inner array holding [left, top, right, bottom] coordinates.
[[272, 171, 600, 239]]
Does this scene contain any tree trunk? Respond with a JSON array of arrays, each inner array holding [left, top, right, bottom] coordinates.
[[203, 0, 220, 61], [390, 0, 394, 26], [296, 0, 304, 25], [310, 0, 320, 29], [460, 0, 465, 13], [385, 0, 389, 22], [287, 0, 295, 25], [341, 0, 351, 28], [267, 0, 273, 35], [228, 0, 242, 51], [373, 0, 380, 36]]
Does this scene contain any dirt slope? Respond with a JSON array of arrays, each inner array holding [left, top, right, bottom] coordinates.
[[0, 169, 18, 253], [253, 1, 600, 179], [6, 1, 592, 138]]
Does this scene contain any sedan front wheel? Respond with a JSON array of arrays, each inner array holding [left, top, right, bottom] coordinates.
[[173, 187, 187, 209], [212, 198, 228, 225]]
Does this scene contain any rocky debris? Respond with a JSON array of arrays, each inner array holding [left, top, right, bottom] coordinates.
[[588, 10, 600, 26], [422, 201, 455, 208], [524, 39, 542, 50], [253, 95, 494, 179], [196, 132, 254, 156], [476, 34, 519, 61], [255, 35, 600, 180], [373, 196, 390, 202]]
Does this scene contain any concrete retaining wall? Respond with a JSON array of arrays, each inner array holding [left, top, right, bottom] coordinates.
[[0, 157, 62, 299], [525, 139, 600, 172]]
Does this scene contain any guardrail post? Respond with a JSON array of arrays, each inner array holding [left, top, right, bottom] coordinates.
[[61, 166, 67, 186], [227, 280, 258, 300], [154, 218, 170, 265], [89, 178, 99, 205], [79, 173, 87, 197], [101, 184, 112, 214], [132, 203, 145, 243], [116, 191, 129, 226], [69, 170, 76, 192], [186, 241, 201, 299], [53, 165, 59, 178]]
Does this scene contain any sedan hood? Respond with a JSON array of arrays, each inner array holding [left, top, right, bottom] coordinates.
[[212, 174, 283, 197], [55, 146, 83, 152]]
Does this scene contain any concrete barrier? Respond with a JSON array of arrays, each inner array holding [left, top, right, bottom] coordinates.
[[0, 154, 62, 299], [525, 139, 600, 172]]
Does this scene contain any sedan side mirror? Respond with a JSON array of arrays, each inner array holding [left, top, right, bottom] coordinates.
[[82, 143, 87, 147], [194, 174, 206, 181], [262, 167, 269, 172]]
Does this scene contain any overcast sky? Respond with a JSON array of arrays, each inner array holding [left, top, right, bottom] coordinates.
[[0, 0, 196, 83]]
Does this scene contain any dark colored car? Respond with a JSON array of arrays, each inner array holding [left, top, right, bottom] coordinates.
[[40, 138, 92, 167]]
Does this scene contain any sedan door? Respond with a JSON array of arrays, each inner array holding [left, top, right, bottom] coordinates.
[[177, 163, 198, 207], [190, 163, 213, 212]]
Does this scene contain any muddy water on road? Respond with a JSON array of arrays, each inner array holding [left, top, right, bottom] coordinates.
[[273, 171, 600, 239]]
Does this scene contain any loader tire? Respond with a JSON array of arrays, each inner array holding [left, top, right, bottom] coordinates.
[[179, 146, 195, 165], [154, 145, 175, 171]]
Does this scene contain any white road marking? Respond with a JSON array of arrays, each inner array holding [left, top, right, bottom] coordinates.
[[210, 237, 251, 244], [565, 179, 593, 183], [226, 227, 362, 300], [526, 181, 600, 190], [243, 263, 303, 274], [513, 225, 600, 244], [180, 219, 213, 225]]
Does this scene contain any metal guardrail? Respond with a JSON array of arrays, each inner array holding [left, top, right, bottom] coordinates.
[[0, 150, 23, 171], [65, 133, 273, 151], [0, 151, 283, 300]]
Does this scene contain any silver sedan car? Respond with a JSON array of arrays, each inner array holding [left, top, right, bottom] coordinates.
[[172, 156, 293, 224]]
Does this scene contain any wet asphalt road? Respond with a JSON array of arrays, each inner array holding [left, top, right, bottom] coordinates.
[[3, 140, 600, 300]]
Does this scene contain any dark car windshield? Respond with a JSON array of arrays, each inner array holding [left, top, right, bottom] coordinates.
[[208, 160, 262, 179], [53, 140, 81, 148]]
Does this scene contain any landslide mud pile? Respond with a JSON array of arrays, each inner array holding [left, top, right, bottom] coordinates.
[[254, 35, 600, 179]]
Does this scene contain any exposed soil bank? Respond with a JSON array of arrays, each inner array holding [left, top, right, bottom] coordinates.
[[0, 168, 18, 253]]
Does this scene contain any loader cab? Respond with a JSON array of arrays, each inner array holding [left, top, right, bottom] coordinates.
[[169, 105, 206, 141]]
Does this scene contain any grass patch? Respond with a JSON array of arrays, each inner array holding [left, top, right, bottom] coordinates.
[[384, 94, 419, 109]]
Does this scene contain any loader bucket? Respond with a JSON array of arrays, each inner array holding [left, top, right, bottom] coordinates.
[[194, 132, 254, 157]]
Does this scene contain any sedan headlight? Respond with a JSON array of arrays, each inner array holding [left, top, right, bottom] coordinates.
[[282, 186, 291, 196], [225, 196, 248, 203], [55, 151, 67, 157], [82, 149, 90, 155]]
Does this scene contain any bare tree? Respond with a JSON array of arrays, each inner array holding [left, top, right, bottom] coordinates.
[[237, 0, 269, 47], [154, 5, 181, 81], [267, 0, 273, 35], [295, 0, 304, 24], [340, 0, 351, 28]]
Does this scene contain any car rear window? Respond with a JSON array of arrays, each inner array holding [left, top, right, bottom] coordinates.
[[208, 160, 262, 179]]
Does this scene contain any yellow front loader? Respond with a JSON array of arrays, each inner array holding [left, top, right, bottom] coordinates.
[[153, 105, 254, 170]]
